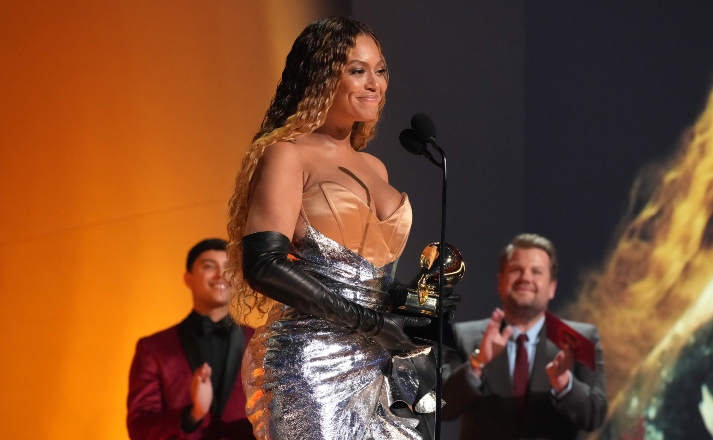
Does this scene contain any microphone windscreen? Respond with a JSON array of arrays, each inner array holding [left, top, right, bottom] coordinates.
[[411, 112, 437, 141], [399, 129, 427, 155]]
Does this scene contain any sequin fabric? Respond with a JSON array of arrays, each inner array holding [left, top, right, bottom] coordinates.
[[242, 223, 435, 440]]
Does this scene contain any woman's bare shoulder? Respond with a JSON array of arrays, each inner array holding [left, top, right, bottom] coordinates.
[[250, 141, 306, 188], [261, 140, 301, 162]]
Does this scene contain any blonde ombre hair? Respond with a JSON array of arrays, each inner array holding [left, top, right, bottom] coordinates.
[[227, 17, 388, 326]]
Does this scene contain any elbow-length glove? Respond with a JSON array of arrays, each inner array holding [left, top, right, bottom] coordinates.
[[241, 231, 430, 351]]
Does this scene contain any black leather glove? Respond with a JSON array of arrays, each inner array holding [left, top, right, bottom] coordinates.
[[440, 288, 461, 319], [242, 231, 431, 351], [389, 282, 461, 319]]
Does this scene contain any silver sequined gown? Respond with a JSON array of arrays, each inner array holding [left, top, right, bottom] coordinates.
[[242, 182, 436, 440]]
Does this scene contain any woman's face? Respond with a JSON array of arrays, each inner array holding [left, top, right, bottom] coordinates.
[[326, 34, 387, 126]]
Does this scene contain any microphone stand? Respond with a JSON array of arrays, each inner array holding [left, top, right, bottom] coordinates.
[[424, 137, 446, 440]]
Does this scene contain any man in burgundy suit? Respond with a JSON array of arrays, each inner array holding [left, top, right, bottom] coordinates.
[[127, 238, 255, 439]]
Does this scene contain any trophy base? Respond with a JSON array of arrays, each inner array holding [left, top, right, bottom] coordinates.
[[402, 312, 457, 350], [396, 289, 457, 349]]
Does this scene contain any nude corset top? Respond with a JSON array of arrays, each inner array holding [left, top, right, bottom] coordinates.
[[298, 181, 412, 268]]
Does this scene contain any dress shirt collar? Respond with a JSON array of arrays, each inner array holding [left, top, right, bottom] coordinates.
[[188, 310, 233, 337], [511, 315, 545, 344]]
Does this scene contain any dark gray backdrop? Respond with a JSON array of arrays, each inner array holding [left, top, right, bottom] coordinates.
[[349, 0, 713, 313], [347, 1, 713, 436]]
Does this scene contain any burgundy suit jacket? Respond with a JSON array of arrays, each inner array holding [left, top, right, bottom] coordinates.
[[127, 315, 255, 439]]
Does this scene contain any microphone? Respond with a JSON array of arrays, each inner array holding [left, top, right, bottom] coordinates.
[[400, 111, 450, 440], [411, 112, 437, 143], [399, 127, 441, 168], [399, 128, 427, 155]]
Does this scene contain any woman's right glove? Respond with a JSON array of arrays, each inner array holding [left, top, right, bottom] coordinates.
[[241, 231, 431, 351]]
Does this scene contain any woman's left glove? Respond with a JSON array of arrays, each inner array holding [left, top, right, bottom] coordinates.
[[241, 231, 431, 351]]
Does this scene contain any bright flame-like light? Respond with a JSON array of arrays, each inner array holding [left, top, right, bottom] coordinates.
[[566, 87, 713, 439]]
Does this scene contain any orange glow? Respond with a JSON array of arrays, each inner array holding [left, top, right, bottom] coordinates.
[[0, 1, 328, 438]]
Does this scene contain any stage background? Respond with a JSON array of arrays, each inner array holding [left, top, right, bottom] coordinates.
[[0, 1, 348, 438], [2, 1, 713, 438], [351, 1, 713, 437]]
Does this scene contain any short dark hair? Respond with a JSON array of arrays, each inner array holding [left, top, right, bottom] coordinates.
[[186, 238, 227, 272], [498, 233, 558, 279]]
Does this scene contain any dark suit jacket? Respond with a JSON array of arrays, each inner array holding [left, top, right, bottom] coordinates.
[[127, 314, 255, 440], [442, 317, 607, 440]]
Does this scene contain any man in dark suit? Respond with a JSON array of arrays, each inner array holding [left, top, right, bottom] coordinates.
[[127, 238, 255, 439], [443, 233, 607, 440]]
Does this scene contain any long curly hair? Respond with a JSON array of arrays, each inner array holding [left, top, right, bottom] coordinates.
[[227, 17, 388, 326]]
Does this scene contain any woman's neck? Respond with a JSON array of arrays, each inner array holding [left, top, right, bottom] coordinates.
[[308, 127, 353, 150], [312, 118, 353, 143]]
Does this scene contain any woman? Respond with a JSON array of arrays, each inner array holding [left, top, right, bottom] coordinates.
[[227, 17, 436, 440]]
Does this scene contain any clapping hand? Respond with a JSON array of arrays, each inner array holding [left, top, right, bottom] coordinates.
[[189, 363, 213, 422], [546, 344, 574, 393], [477, 308, 514, 364]]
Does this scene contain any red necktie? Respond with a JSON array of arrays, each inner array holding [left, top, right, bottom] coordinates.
[[513, 334, 529, 419]]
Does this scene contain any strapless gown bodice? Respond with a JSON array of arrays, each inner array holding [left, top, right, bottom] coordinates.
[[299, 181, 411, 267]]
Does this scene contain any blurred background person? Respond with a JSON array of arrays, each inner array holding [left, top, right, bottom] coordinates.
[[443, 233, 606, 440], [127, 238, 255, 439]]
